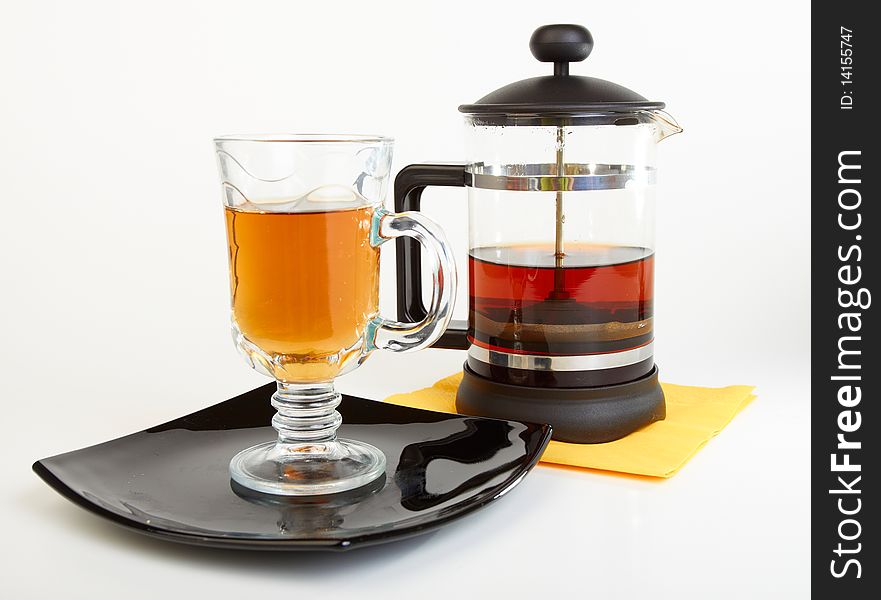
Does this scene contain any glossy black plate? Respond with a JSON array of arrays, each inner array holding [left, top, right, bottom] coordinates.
[[33, 383, 551, 551]]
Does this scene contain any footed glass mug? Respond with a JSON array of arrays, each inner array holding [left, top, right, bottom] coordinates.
[[214, 134, 456, 496]]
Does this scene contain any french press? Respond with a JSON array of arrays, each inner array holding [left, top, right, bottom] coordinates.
[[395, 24, 681, 443]]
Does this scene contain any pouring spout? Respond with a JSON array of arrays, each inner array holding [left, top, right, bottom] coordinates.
[[647, 110, 683, 142]]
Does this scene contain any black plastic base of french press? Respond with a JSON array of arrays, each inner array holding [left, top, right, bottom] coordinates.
[[456, 364, 666, 444]]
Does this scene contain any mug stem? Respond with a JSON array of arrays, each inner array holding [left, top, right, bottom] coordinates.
[[271, 382, 342, 445], [229, 381, 386, 495]]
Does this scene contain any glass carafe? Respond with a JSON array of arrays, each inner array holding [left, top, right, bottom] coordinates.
[[462, 111, 680, 388]]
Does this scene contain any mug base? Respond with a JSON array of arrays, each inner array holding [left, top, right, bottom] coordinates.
[[229, 438, 386, 496]]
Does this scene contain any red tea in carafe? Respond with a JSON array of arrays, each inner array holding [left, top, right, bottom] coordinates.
[[468, 243, 654, 357]]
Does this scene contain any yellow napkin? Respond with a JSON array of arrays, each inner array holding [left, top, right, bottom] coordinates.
[[385, 372, 755, 478]]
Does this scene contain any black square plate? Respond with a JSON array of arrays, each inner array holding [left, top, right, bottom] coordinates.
[[33, 384, 551, 551]]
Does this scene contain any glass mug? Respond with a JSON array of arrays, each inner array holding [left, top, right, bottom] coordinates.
[[214, 134, 456, 496]]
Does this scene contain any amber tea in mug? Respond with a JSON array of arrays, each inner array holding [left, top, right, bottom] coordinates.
[[225, 205, 380, 383]]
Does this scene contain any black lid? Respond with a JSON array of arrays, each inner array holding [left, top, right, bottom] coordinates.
[[458, 24, 665, 117]]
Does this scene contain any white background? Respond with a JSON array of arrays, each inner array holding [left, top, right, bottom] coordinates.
[[0, 0, 810, 598]]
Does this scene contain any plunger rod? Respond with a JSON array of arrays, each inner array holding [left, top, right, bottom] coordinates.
[[554, 126, 566, 293]]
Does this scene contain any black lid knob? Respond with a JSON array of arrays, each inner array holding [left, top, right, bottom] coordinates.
[[529, 24, 593, 76]]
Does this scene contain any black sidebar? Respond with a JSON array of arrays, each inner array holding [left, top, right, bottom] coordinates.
[[813, 4, 878, 595]]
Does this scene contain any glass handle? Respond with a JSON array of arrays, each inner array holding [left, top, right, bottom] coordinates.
[[369, 209, 457, 352]]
